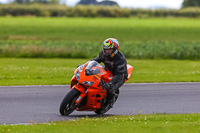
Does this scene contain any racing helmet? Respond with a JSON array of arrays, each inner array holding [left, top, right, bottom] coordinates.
[[102, 38, 119, 58]]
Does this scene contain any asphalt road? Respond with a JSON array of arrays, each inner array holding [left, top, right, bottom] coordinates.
[[0, 83, 200, 124]]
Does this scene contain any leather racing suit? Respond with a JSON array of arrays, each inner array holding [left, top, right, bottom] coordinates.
[[92, 50, 128, 107]]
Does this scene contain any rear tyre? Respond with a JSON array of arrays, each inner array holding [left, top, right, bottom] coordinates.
[[94, 99, 108, 114], [94, 106, 111, 114], [95, 90, 119, 114], [59, 88, 80, 116]]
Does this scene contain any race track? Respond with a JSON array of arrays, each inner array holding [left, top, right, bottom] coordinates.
[[0, 83, 200, 124]]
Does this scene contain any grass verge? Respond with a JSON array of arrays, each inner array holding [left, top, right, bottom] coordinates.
[[0, 58, 199, 86], [0, 114, 200, 133]]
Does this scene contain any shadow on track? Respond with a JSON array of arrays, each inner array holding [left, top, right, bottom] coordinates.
[[59, 114, 117, 119], [70, 114, 115, 117]]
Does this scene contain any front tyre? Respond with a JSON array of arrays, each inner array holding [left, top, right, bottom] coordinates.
[[59, 88, 80, 116]]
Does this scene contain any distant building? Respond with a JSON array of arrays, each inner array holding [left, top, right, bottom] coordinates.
[[77, 0, 118, 6]]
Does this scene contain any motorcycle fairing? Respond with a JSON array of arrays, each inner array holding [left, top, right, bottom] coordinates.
[[76, 87, 107, 111], [126, 64, 134, 82], [71, 61, 134, 111]]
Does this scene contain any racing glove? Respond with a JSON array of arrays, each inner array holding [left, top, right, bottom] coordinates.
[[100, 79, 110, 89], [102, 82, 110, 90], [100, 79, 115, 94]]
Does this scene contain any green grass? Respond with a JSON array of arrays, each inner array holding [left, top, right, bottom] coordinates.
[[0, 17, 199, 85], [1, 114, 200, 133], [0, 17, 200, 59], [0, 40, 200, 59], [1, 17, 200, 42], [0, 58, 199, 86]]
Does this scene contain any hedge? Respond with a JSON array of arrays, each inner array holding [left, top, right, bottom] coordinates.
[[1, 4, 200, 18]]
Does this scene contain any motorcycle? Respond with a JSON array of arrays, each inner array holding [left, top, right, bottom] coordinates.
[[59, 60, 133, 116]]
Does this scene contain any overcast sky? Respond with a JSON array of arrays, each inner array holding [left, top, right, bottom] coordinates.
[[66, 0, 184, 9], [0, 0, 184, 9]]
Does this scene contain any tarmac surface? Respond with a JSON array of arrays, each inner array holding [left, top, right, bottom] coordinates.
[[0, 82, 200, 124]]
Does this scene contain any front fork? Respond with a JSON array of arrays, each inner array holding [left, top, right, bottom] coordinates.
[[71, 84, 87, 104]]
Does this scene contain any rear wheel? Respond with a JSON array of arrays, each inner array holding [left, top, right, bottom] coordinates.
[[59, 88, 80, 116], [94, 106, 110, 114], [95, 90, 119, 114]]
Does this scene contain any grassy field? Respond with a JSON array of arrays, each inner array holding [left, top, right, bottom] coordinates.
[[0, 17, 200, 59], [0, 17, 199, 85], [1, 114, 200, 133], [0, 58, 199, 86], [1, 17, 200, 41]]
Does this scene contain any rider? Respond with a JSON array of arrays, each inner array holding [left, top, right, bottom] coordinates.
[[92, 38, 128, 110]]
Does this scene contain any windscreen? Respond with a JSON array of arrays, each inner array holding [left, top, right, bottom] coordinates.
[[85, 61, 104, 76]]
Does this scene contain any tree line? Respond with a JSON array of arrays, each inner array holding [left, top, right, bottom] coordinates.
[[13, 0, 59, 4], [1, 4, 200, 18], [5, 0, 200, 8]]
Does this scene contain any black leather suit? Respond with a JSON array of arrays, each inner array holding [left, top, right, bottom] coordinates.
[[92, 50, 128, 92]]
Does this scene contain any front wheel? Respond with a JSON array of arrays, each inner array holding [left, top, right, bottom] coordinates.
[[59, 88, 80, 116]]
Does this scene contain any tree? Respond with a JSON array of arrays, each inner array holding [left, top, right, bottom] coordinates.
[[13, 0, 59, 4], [77, 0, 119, 6], [99, 0, 119, 6], [182, 0, 200, 8], [14, 0, 30, 4]]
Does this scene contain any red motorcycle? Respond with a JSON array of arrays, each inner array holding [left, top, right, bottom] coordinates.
[[60, 61, 133, 116]]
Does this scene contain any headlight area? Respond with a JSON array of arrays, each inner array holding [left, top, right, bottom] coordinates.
[[82, 81, 94, 86], [76, 71, 80, 80]]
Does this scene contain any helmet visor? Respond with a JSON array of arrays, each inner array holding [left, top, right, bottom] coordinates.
[[103, 48, 113, 57], [105, 48, 113, 54]]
